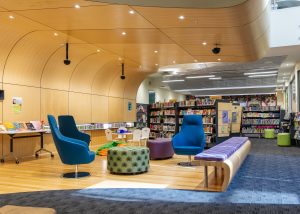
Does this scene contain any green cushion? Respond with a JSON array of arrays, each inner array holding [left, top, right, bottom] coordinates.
[[107, 146, 150, 174], [264, 129, 275, 139], [277, 133, 291, 146]]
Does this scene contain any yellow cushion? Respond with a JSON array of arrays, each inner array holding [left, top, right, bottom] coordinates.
[[0, 205, 56, 214]]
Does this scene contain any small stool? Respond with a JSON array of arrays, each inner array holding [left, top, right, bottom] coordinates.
[[147, 138, 174, 160], [264, 129, 275, 139], [107, 146, 149, 174], [0, 205, 56, 214], [277, 133, 291, 146]]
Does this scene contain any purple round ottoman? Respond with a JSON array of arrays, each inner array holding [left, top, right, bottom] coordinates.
[[147, 138, 174, 160]]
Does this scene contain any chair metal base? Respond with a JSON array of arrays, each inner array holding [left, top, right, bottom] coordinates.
[[63, 172, 90, 178], [62, 165, 90, 178], [177, 155, 194, 167]]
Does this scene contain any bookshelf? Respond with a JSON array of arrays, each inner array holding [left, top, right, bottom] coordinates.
[[148, 101, 177, 139], [292, 112, 300, 143], [135, 103, 148, 129], [177, 99, 216, 144], [241, 106, 281, 137]]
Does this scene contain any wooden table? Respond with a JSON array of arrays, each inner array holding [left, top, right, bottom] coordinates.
[[112, 132, 132, 142], [0, 130, 53, 164]]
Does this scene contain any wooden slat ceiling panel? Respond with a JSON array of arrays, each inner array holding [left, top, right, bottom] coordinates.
[[16, 5, 155, 30], [0, 0, 107, 10], [97, 44, 195, 67]]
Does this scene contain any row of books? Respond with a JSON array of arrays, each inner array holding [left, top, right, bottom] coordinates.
[[243, 112, 280, 118], [150, 110, 176, 116], [294, 131, 300, 140], [241, 127, 280, 134], [196, 98, 215, 106], [150, 131, 174, 139], [149, 117, 176, 124], [242, 119, 280, 125], [243, 106, 280, 111], [178, 99, 215, 107], [0, 121, 42, 132], [294, 112, 300, 122], [149, 124, 176, 132], [179, 109, 216, 116], [150, 102, 175, 109], [206, 135, 213, 144], [179, 117, 214, 124]]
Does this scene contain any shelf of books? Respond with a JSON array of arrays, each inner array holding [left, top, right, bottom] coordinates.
[[148, 101, 177, 139], [292, 112, 300, 141], [178, 99, 216, 144], [241, 106, 281, 137]]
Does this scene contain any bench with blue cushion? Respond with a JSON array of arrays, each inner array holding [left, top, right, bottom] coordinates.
[[194, 137, 251, 191]]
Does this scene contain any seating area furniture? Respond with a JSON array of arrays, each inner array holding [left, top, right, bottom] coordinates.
[[172, 115, 206, 166], [0, 205, 56, 214], [147, 138, 174, 160], [195, 137, 251, 192], [277, 133, 291, 146], [105, 129, 119, 141], [48, 115, 95, 178], [127, 129, 142, 146], [107, 146, 150, 174], [264, 129, 275, 139], [58, 115, 91, 146], [140, 127, 150, 146]]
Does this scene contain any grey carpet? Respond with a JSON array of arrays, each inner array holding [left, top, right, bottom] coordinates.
[[1, 138, 300, 213]]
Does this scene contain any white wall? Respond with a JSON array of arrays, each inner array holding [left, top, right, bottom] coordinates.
[[136, 79, 185, 104], [270, 7, 300, 47]]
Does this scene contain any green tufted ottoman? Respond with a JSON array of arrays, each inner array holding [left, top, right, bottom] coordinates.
[[264, 129, 275, 139], [277, 133, 291, 146], [107, 146, 150, 174]]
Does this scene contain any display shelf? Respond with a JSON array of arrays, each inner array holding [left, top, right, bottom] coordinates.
[[241, 106, 281, 138]]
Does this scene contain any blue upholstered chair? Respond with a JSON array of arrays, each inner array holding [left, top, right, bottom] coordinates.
[[58, 115, 90, 146], [48, 115, 95, 178], [172, 115, 206, 166]]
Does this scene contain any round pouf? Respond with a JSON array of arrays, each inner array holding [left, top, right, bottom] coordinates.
[[264, 129, 275, 139], [107, 146, 149, 174], [277, 133, 291, 146], [147, 138, 174, 160]]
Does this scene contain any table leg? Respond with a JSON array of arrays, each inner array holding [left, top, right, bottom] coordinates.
[[35, 132, 54, 158], [204, 166, 208, 188]]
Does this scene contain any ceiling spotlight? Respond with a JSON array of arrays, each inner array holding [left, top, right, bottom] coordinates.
[[118, 57, 123, 61], [217, 58, 221, 61], [53, 32, 58, 36], [9, 15, 15, 19], [129, 10, 135, 14], [97, 49, 100, 52], [154, 50, 158, 53], [121, 32, 127, 36], [172, 60, 176, 64], [194, 59, 198, 62], [155, 64, 159, 66], [178, 15, 185, 20], [202, 42, 207, 46], [74, 4, 80, 9]]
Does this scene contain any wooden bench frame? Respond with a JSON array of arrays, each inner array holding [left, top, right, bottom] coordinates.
[[198, 140, 251, 192]]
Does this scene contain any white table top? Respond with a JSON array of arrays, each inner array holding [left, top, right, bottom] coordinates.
[[113, 132, 132, 135], [0, 129, 46, 135]]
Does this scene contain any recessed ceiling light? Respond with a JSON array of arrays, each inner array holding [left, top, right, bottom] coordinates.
[[155, 64, 159, 66], [97, 49, 100, 52], [178, 15, 185, 20], [186, 75, 215, 79], [9, 15, 15, 19], [129, 10, 135, 14], [74, 4, 80, 9], [162, 79, 185, 83], [244, 71, 278, 75], [154, 50, 158, 53], [248, 74, 277, 78], [217, 58, 221, 61], [118, 57, 123, 61], [53, 32, 58, 36], [175, 85, 277, 92], [172, 60, 176, 64], [121, 32, 127, 36], [194, 59, 198, 62], [202, 42, 207, 46]]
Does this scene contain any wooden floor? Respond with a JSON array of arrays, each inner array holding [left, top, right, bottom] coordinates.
[[0, 145, 222, 194]]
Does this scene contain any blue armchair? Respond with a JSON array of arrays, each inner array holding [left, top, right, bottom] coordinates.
[[172, 115, 206, 166], [48, 115, 95, 178], [58, 115, 90, 146]]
